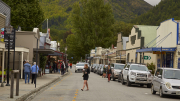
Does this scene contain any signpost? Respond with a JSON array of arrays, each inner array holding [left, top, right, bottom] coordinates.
[[4, 25, 16, 86], [144, 56, 151, 60]]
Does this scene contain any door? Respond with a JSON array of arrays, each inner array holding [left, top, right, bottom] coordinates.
[[123, 65, 130, 80], [153, 69, 161, 91], [156, 69, 163, 90]]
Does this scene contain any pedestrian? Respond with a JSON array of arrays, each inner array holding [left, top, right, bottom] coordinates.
[[53, 61, 57, 73], [24, 60, 31, 84], [81, 64, 90, 91], [31, 62, 39, 84], [61, 61, 64, 75], [107, 64, 112, 82], [70, 62, 72, 69], [57, 61, 61, 74]]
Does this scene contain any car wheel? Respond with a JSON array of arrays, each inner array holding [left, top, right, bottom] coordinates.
[[118, 77, 120, 82], [151, 85, 156, 94], [112, 74, 115, 81], [159, 87, 164, 97], [121, 76, 125, 85], [126, 77, 131, 86], [147, 84, 151, 88], [75, 70, 76, 73]]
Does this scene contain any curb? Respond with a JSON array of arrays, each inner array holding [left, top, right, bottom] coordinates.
[[15, 72, 70, 101]]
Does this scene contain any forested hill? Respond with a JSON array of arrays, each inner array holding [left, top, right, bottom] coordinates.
[[131, 0, 180, 25], [39, 0, 153, 30]]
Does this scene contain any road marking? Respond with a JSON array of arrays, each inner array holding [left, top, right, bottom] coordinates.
[[72, 100, 76, 101], [54, 85, 56, 87], [74, 96, 76, 99], [145, 93, 148, 94], [75, 94, 77, 96], [75, 92, 78, 93], [50, 87, 53, 89]]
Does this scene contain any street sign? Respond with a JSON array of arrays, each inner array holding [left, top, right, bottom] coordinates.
[[1, 28, 4, 31], [1, 31, 4, 35], [144, 56, 151, 60], [71, 57, 73, 59], [4, 28, 15, 49]]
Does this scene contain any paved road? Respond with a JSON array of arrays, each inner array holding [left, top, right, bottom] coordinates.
[[31, 66, 180, 101]]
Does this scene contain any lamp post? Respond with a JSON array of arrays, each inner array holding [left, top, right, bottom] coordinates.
[[5, 25, 13, 86]]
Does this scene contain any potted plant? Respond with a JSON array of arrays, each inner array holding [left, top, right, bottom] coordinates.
[[0, 71, 6, 82]]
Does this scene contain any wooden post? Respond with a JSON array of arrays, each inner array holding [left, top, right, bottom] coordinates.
[[16, 72, 19, 96], [10, 71, 14, 98], [10, 70, 19, 98]]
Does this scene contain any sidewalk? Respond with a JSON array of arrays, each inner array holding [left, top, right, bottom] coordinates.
[[0, 72, 67, 101]]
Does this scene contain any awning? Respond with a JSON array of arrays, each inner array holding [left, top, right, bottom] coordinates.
[[48, 51, 64, 56], [136, 47, 176, 53], [33, 48, 54, 54]]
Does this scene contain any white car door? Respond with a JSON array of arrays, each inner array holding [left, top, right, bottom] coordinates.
[[123, 65, 129, 80]]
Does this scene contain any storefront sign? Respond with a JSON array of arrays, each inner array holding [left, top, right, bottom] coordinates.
[[144, 56, 151, 60], [153, 51, 166, 54], [178, 58, 180, 69], [45, 69, 49, 74]]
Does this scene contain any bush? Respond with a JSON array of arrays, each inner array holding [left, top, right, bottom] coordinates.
[[147, 62, 155, 75]]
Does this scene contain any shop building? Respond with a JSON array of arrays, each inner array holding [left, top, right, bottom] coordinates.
[[136, 18, 180, 69], [126, 25, 158, 64]]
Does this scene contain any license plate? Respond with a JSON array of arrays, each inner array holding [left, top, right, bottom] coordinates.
[[176, 91, 180, 95]]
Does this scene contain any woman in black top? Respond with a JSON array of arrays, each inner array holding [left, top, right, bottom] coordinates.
[[81, 64, 90, 91]]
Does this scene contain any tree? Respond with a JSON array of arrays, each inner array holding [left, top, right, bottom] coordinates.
[[69, 0, 115, 59], [2, 0, 44, 31]]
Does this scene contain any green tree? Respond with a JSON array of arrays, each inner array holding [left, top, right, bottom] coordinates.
[[2, 0, 44, 31], [70, 0, 115, 59]]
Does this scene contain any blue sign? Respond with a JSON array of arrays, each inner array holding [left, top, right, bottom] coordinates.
[[71, 57, 73, 59], [1, 28, 4, 31], [178, 58, 180, 69]]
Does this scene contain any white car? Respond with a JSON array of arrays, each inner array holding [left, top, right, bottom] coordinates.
[[75, 63, 87, 73], [121, 63, 152, 88], [151, 68, 180, 97]]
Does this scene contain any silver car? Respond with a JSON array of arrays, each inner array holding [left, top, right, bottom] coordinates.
[[151, 68, 180, 97]]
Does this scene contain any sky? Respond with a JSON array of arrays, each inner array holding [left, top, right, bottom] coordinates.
[[144, 0, 161, 6]]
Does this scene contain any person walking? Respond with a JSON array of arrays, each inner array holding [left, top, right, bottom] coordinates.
[[81, 64, 90, 91], [57, 61, 61, 74], [61, 61, 64, 75], [53, 61, 57, 73], [107, 64, 112, 82], [70, 63, 72, 69], [31, 62, 39, 84], [24, 60, 31, 84]]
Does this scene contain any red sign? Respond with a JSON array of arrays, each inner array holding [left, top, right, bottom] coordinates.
[[1, 31, 4, 35]]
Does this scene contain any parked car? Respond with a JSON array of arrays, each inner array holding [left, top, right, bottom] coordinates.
[[75, 63, 88, 73], [97, 64, 103, 74], [100, 65, 108, 75], [94, 64, 99, 73], [121, 63, 152, 88], [111, 63, 125, 81], [91, 64, 96, 72], [151, 68, 180, 97]]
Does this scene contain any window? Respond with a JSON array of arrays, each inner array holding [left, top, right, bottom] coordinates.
[[155, 69, 161, 76], [131, 35, 136, 44], [111, 64, 114, 67]]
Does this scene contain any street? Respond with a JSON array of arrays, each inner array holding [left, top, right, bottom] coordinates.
[[31, 66, 180, 101]]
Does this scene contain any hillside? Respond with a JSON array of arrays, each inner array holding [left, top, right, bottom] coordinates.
[[131, 0, 180, 25], [39, 0, 152, 30]]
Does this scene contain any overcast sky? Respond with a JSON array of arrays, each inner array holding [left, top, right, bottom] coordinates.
[[144, 0, 161, 6]]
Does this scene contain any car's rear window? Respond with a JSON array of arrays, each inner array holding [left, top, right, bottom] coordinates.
[[76, 63, 85, 66]]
